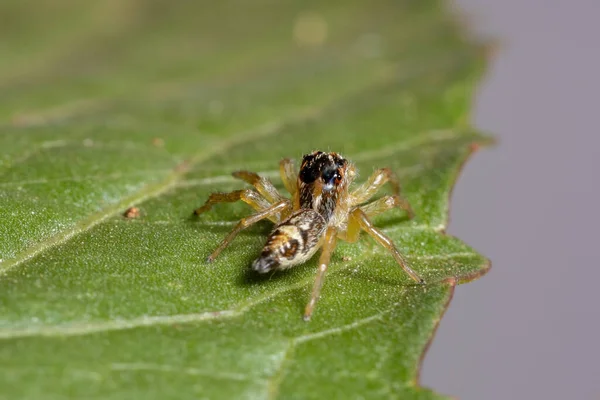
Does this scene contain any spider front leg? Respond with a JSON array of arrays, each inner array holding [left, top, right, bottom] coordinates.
[[349, 208, 424, 284], [351, 168, 412, 212], [206, 200, 289, 262], [193, 189, 271, 217], [232, 170, 284, 203], [303, 226, 338, 321], [359, 195, 415, 219]]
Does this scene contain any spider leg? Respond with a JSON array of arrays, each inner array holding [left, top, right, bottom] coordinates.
[[338, 195, 412, 244], [359, 194, 414, 219], [303, 226, 338, 321], [194, 189, 271, 216], [279, 158, 298, 197], [207, 200, 289, 262], [350, 208, 424, 284], [351, 168, 411, 208], [232, 170, 284, 204]]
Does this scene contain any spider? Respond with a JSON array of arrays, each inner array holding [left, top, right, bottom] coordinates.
[[194, 151, 424, 321]]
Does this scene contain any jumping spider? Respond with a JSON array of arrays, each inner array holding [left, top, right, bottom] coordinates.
[[194, 151, 424, 321]]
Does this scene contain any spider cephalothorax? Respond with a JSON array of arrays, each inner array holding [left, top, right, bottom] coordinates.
[[194, 151, 422, 321], [298, 151, 351, 221]]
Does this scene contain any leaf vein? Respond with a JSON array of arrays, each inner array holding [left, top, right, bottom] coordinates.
[[293, 311, 389, 345], [110, 362, 256, 382], [266, 342, 295, 400], [0, 310, 239, 339]]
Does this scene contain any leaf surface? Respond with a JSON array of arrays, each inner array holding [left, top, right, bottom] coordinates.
[[0, 1, 491, 399]]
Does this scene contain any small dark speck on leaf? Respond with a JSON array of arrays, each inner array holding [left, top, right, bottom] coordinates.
[[123, 207, 141, 219]]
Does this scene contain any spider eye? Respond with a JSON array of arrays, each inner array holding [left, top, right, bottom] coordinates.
[[299, 165, 319, 183], [322, 167, 340, 186]]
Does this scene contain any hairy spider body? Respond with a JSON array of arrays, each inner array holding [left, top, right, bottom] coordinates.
[[253, 208, 325, 273], [194, 151, 423, 320]]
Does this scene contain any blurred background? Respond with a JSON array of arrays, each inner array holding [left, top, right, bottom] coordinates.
[[422, 0, 600, 399]]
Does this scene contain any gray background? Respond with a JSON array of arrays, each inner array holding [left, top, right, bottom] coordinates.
[[421, 1, 600, 399]]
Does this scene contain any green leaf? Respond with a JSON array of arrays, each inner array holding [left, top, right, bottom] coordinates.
[[0, 0, 492, 399]]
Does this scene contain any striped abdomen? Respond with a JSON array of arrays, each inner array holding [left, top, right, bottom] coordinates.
[[252, 209, 326, 273]]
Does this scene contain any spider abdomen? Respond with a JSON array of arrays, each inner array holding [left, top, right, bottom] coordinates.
[[252, 208, 326, 273]]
